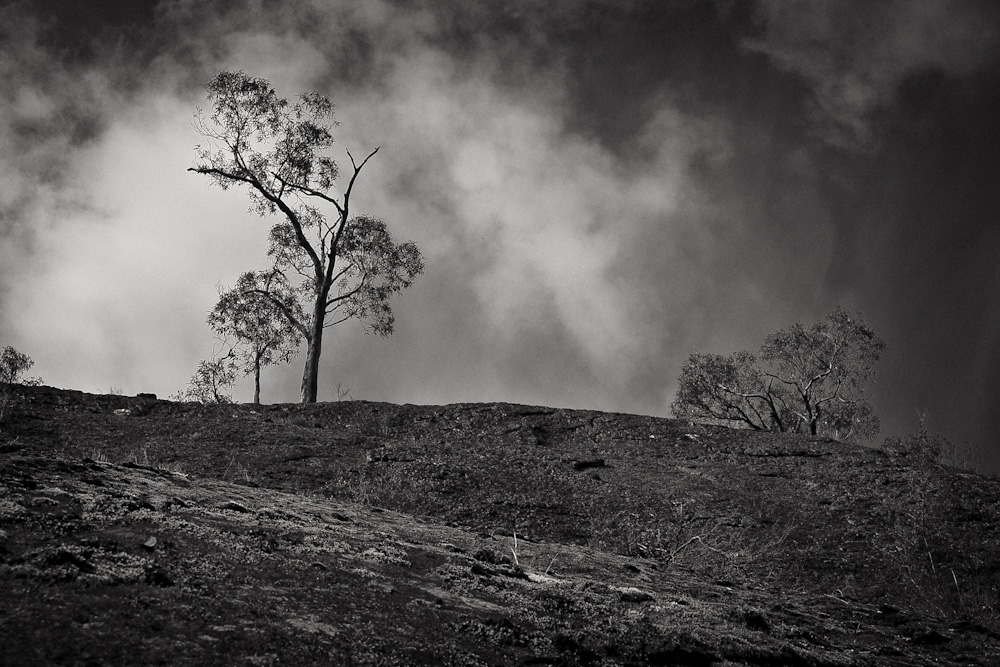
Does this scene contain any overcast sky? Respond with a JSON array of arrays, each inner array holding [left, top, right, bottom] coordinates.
[[2, 0, 998, 471]]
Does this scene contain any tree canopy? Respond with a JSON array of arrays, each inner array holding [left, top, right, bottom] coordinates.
[[209, 272, 303, 404], [671, 307, 885, 443], [173, 358, 237, 404], [0, 346, 41, 386]]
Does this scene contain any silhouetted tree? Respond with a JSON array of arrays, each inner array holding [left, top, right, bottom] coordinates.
[[672, 307, 885, 443], [0, 346, 41, 386], [209, 272, 303, 404], [190, 71, 423, 402]]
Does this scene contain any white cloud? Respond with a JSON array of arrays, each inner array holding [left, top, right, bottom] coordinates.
[[7, 93, 265, 395], [322, 45, 724, 407]]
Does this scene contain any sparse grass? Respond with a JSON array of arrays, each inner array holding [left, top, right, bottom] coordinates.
[[509, 530, 521, 568], [876, 469, 1000, 624], [345, 458, 387, 507], [357, 411, 392, 438], [883, 411, 989, 473], [4, 384, 1000, 641], [583, 489, 770, 584], [130, 446, 152, 467], [591, 508, 786, 586], [127, 445, 186, 474], [496, 530, 561, 577], [222, 451, 254, 483], [87, 450, 111, 463], [0, 385, 12, 432]]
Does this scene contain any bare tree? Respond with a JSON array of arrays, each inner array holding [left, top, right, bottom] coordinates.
[[209, 272, 303, 404], [672, 307, 885, 443], [190, 71, 423, 402]]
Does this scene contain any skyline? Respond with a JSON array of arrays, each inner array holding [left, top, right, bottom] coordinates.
[[1, 1, 998, 471]]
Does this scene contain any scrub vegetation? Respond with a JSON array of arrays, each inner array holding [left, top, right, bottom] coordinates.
[[672, 307, 884, 443], [2, 383, 998, 666], [0, 346, 41, 428]]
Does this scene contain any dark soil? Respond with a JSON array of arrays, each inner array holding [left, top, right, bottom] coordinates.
[[2, 384, 998, 665]]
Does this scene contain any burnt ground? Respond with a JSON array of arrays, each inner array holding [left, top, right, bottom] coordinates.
[[1, 384, 999, 665]]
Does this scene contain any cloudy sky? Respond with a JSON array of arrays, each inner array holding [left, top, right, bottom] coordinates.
[[2, 0, 998, 471]]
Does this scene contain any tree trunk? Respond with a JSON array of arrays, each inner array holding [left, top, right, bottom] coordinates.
[[300, 338, 321, 403], [299, 297, 326, 403], [253, 354, 261, 405]]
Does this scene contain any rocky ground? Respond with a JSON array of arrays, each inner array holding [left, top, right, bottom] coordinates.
[[1, 384, 998, 665]]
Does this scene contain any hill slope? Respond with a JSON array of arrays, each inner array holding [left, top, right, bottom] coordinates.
[[1, 385, 998, 665]]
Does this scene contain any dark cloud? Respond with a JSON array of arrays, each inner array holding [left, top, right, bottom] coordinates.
[[740, 0, 1000, 464], [0, 7, 115, 313], [745, 0, 1000, 149]]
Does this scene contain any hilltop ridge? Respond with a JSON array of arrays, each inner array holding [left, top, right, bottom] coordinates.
[[2, 384, 999, 665]]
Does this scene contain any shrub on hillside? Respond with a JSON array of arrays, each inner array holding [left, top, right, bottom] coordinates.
[[0, 346, 42, 386], [671, 307, 884, 443], [1, 345, 43, 429], [883, 418, 946, 463], [171, 358, 236, 404], [883, 411, 980, 470]]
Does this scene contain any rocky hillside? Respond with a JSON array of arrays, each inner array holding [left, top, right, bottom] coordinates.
[[2, 385, 999, 665]]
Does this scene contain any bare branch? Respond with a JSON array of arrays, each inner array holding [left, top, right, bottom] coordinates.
[[323, 314, 352, 329], [270, 171, 347, 219], [326, 280, 366, 308], [343, 146, 380, 207]]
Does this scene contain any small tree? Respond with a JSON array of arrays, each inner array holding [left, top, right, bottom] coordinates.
[[672, 307, 885, 443], [209, 272, 303, 404], [0, 345, 42, 429], [0, 346, 42, 386], [174, 358, 237, 404], [190, 71, 424, 403]]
